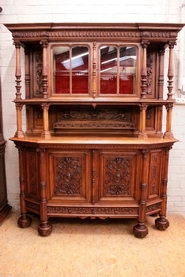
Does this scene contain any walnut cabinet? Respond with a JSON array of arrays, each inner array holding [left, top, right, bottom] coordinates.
[[4, 22, 184, 237]]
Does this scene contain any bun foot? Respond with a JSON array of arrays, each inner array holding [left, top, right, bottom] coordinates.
[[155, 216, 169, 231], [18, 214, 32, 228], [38, 222, 52, 236], [133, 223, 148, 238]]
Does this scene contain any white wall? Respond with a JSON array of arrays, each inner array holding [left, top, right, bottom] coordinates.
[[0, 0, 185, 216]]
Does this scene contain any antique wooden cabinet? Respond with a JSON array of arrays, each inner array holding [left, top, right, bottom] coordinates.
[[4, 22, 184, 237], [0, 80, 12, 222]]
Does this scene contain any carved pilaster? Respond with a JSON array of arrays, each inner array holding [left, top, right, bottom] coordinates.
[[133, 149, 149, 238], [38, 148, 52, 236], [17, 145, 32, 228]]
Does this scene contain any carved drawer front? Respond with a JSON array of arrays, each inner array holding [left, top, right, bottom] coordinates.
[[96, 150, 140, 204], [48, 150, 92, 203]]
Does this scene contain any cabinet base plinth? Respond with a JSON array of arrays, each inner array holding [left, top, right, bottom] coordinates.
[[38, 222, 52, 236], [17, 214, 32, 228], [155, 216, 169, 231], [133, 223, 148, 238]]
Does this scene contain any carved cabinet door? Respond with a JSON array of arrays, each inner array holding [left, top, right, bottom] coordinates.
[[48, 149, 92, 204], [95, 150, 141, 205]]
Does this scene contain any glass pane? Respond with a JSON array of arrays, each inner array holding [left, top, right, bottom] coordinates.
[[100, 46, 136, 95], [119, 46, 136, 94], [54, 46, 70, 94], [72, 46, 89, 94], [100, 46, 117, 94]]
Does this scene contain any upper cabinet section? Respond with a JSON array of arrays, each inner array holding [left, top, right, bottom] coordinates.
[[4, 22, 184, 102]]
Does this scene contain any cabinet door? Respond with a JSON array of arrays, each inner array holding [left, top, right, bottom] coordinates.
[[95, 150, 141, 204], [48, 149, 92, 204]]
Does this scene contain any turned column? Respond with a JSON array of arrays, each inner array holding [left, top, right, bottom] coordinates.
[[92, 42, 97, 98], [38, 148, 52, 236], [167, 42, 176, 100], [141, 40, 149, 99], [158, 48, 165, 100], [14, 103, 24, 138], [163, 103, 174, 139], [138, 104, 148, 139], [40, 40, 48, 99], [155, 146, 171, 231], [41, 104, 51, 138], [17, 145, 32, 228], [133, 149, 149, 238], [14, 42, 25, 138]]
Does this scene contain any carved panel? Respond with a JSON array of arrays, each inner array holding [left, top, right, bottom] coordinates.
[[53, 107, 135, 133], [33, 51, 43, 97], [148, 150, 162, 197], [55, 156, 82, 195], [26, 151, 39, 198], [47, 206, 139, 215], [98, 151, 139, 201], [104, 157, 131, 196]]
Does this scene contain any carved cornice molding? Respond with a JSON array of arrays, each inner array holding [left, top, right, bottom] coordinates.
[[11, 30, 179, 41]]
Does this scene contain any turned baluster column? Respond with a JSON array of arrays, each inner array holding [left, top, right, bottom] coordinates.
[[158, 48, 165, 100], [141, 40, 149, 99], [92, 42, 96, 98], [155, 146, 171, 231], [17, 145, 32, 228], [38, 148, 52, 236], [15, 41, 22, 100], [133, 150, 149, 238], [14, 42, 25, 138], [41, 103, 51, 138], [40, 40, 48, 99], [163, 103, 174, 139], [167, 42, 176, 100], [138, 104, 148, 139]]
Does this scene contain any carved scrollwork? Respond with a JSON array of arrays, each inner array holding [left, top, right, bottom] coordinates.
[[47, 206, 139, 215], [55, 157, 82, 195], [104, 157, 131, 196]]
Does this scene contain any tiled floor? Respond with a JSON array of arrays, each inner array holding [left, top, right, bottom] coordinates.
[[0, 211, 185, 277]]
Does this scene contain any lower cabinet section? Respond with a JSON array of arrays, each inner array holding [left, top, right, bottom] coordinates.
[[14, 139, 173, 238]]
